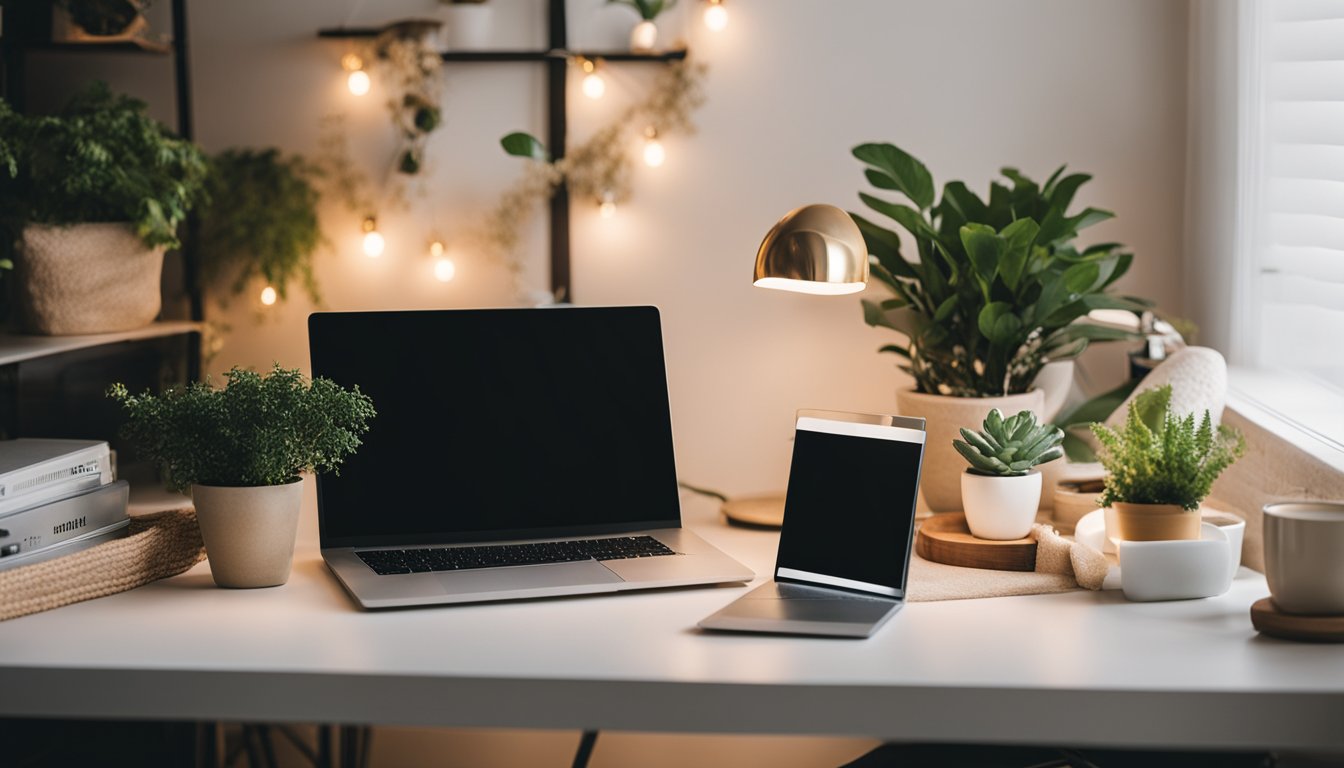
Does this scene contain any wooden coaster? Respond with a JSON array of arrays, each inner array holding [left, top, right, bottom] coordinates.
[[915, 513, 1036, 572], [1250, 598, 1344, 643]]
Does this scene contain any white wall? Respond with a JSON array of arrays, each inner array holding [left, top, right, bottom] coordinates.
[[163, 0, 1189, 500]]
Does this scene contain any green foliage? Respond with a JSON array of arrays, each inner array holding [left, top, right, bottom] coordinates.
[[501, 131, 549, 161], [1052, 379, 1139, 462], [198, 148, 322, 304], [607, 0, 676, 21], [108, 365, 376, 492], [852, 142, 1150, 397], [0, 82, 207, 249], [1090, 385, 1245, 510], [954, 408, 1063, 477]]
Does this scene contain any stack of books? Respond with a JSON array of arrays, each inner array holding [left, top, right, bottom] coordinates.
[[0, 439, 130, 572]]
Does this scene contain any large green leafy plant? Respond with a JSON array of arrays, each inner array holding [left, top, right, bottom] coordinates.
[[852, 143, 1148, 397], [108, 365, 376, 492], [198, 148, 323, 304], [1091, 385, 1245, 510], [0, 82, 207, 248]]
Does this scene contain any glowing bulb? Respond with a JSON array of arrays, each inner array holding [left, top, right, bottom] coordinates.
[[598, 191, 616, 219], [341, 53, 364, 72], [259, 285, 277, 306], [582, 71, 606, 99], [429, 240, 445, 258], [704, 1, 728, 31], [643, 128, 665, 168], [347, 69, 371, 96], [361, 217, 384, 258], [434, 257, 456, 282]]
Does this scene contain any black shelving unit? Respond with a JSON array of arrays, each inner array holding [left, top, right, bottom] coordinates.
[[319, 0, 689, 303]]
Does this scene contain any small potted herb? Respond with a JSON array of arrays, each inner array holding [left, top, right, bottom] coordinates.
[[953, 409, 1063, 540], [0, 82, 207, 334], [109, 365, 376, 588], [607, 0, 676, 51], [1091, 385, 1244, 541]]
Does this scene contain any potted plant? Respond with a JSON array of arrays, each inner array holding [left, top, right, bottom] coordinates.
[[109, 365, 376, 588], [198, 148, 323, 307], [851, 142, 1147, 511], [437, 0, 492, 50], [1091, 385, 1244, 541], [607, 0, 676, 51], [953, 409, 1063, 540], [52, 0, 153, 44], [0, 82, 207, 335]]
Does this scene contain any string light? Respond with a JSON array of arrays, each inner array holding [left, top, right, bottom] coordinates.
[[642, 126, 665, 168], [361, 217, 385, 258], [704, 0, 728, 31], [429, 240, 456, 282], [259, 285, 277, 306], [342, 53, 370, 96], [598, 191, 617, 219], [578, 57, 606, 100]]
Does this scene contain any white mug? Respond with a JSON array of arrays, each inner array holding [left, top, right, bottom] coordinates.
[[1263, 502, 1344, 615]]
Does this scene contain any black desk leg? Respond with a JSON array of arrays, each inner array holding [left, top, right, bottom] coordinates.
[[572, 730, 599, 768]]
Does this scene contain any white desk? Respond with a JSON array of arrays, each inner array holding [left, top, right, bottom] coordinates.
[[1, 483, 1342, 753]]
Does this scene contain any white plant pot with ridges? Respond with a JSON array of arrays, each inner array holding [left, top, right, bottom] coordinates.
[[961, 469, 1042, 540], [193, 480, 303, 588], [16, 223, 164, 335], [630, 20, 657, 51], [896, 388, 1044, 513]]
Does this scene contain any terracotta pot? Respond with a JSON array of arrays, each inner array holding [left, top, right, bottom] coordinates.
[[193, 480, 303, 588], [895, 388, 1045, 513], [1108, 501, 1200, 542], [16, 223, 164, 335], [961, 469, 1042, 540]]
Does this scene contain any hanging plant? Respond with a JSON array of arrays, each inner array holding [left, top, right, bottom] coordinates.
[[371, 24, 445, 177]]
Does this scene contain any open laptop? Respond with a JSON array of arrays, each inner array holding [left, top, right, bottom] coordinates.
[[699, 411, 925, 638], [308, 306, 753, 609]]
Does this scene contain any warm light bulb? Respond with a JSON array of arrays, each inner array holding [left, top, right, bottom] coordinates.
[[259, 285, 277, 306], [341, 53, 364, 72], [582, 71, 606, 99], [598, 191, 616, 219], [347, 69, 371, 96], [361, 218, 384, 258], [704, 1, 728, 31], [643, 133, 665, 168], [429, 240, 445, 258], [433, 257, 456, 282]]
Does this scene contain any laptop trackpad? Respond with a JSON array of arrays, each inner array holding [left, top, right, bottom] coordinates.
[[437, 560, 622, 594]]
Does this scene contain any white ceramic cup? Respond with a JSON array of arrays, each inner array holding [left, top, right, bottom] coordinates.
[[1263, 502, 1344, 615]]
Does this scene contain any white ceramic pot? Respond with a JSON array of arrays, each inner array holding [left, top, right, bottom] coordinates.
[[193, 480, 303, 589], [895, 388, 1045, 513], [631, 20, 658, 51], [1118, 522, 1232, 602], [16, 223, 164, 335], [440, 3, 492, 50], [961, 469, 1042, 540]]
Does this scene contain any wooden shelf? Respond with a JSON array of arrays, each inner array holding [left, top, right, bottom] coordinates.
[[315, 29, 688, 63], [0, 321, 202, 367], [19, 38, 173, 55]]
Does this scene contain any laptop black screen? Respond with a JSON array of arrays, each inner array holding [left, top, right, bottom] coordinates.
[[309, 307, 682, 548]]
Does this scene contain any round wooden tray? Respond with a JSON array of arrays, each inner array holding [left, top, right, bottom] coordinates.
[[1250, 598, 1344, 643], [914, 513, 1036, 572]]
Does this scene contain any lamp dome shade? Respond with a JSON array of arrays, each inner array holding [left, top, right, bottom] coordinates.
[[752, 204, 869, 295]]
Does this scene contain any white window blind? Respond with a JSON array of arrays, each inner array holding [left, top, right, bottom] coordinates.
[[1245, 0, 1344, 390]]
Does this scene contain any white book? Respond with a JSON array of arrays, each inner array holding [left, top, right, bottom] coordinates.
[[0, 439, 112, 517]]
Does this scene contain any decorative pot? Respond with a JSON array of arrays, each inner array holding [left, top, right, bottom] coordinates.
[[52, 0, 149, 42], [1106, 501, 1200, 543], [1052, 477, 1105, 535], [439, 2, 492, 50], [631, 20, 658, 51], [961, 469, 1042, 540], [895, 388, 1045, 513], [192, 480, 303, 588], [1031, 359, 1075, 423], [16, 223, 164, 335]]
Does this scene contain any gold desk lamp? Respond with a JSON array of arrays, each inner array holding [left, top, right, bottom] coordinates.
[[716, 204, 871, 527]]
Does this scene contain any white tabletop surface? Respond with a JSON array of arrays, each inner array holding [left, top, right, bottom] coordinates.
[[2, 478, 1342, 752]]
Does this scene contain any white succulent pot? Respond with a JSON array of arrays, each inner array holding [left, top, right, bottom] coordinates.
[[16, 223, 164, 335], [439, 3, 493, 50], [895, 388, 1045, 513], [961, 469, 1043, 541], [630, 20, 658, 51], [192, 479, 303, 589]]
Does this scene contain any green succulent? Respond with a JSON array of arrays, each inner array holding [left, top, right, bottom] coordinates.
[[954, 409, 1064, 477], [607, 0, 676, 21]]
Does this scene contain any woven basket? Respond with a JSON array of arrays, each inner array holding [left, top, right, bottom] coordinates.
[[0, 508, 206, 622], [16, 223, 165, 335]]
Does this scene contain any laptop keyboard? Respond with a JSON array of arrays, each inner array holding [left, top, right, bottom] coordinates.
[[356, 535, 677, 575]]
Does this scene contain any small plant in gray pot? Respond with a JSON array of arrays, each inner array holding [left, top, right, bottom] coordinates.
[[109, 365, 376, 588], [953, 409, 1063, 540]]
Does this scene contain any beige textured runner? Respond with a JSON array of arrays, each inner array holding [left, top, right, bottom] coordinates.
[[0, 508, 205, 622], [906, 523, 1110, 602]]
